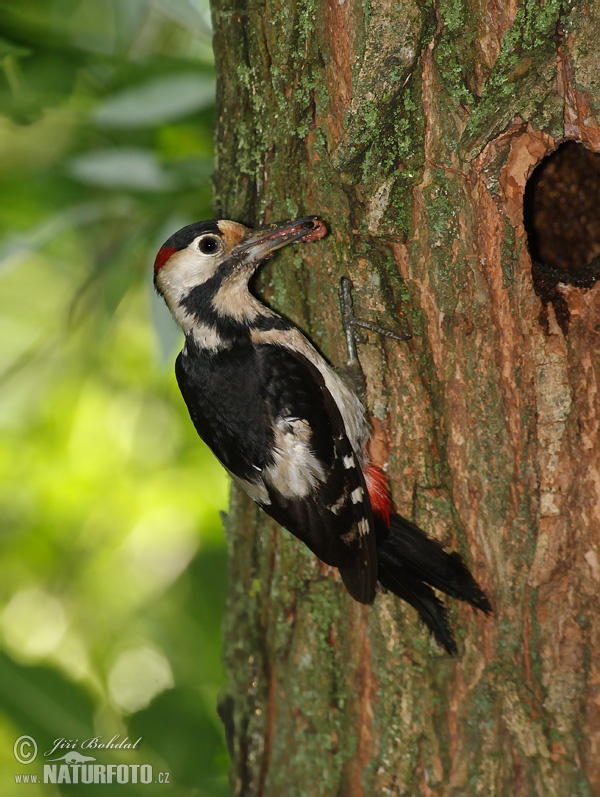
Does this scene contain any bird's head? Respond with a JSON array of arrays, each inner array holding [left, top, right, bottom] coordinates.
[[153, 216, 327, 334]]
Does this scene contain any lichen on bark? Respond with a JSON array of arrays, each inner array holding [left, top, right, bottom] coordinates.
[[210, 0, 600, 793]]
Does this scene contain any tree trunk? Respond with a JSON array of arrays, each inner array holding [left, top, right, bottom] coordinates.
[[210, 1, 600, 794]]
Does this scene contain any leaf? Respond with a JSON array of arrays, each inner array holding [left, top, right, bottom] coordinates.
[[150, 0, 211, 36], [0, 652, 96, 746], [67, 148, 178, 190], [93, 73, 215, 129], [0, 36, 31, 58]]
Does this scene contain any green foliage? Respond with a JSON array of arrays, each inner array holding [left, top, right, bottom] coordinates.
[[0, 1, 230, 794]]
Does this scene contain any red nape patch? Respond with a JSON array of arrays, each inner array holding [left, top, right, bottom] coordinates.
[[364, 464, 393, 528], [154, 245, 176, 273]]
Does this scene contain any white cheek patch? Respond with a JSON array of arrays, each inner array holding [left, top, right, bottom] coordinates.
[[156, 246, 221, 332], [158, 246, 219, 295]]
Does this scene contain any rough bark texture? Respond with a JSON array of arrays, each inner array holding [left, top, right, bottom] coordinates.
[[209, 1, 600, 794]]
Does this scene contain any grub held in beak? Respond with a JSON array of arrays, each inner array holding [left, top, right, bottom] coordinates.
[[232, 216, 327, 262]]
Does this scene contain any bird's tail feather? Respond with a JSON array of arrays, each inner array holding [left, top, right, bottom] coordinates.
[[377, 513, 491, 654]]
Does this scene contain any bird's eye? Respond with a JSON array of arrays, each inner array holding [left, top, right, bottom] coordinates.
[[197, 236, 222, 255]]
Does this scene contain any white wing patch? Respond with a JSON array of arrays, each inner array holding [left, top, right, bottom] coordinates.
[[350, 486, 364, 505], [227, 413, 327, 506], [263, 415, 326, 499], [329, 488, 348, 515], [340, 517, 369, 543]]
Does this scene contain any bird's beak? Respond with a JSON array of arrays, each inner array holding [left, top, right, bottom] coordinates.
[[232, 216, 327, 263]]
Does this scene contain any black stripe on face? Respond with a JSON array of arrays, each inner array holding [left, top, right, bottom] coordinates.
[[181, 271, 292, 342], [180, 270, 247, 340]]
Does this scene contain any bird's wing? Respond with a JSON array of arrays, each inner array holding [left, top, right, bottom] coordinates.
[[175, 338, 378, 603], [253, 343, 378, 604]]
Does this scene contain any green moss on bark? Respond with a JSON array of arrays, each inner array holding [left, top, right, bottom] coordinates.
[[212, 0, 600, 792]]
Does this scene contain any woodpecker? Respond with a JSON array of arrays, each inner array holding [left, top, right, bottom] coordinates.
[[154, 215, 490, 653]]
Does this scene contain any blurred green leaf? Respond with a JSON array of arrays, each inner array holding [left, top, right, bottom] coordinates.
[[67, 148, 180, 190], [0, 1, 230, 795], [150, 0, 212, 37], [0, 37, 31, 57], [130, 687, 230, 794], [0, 653, 96, 742], [94, 73, 215, 128]]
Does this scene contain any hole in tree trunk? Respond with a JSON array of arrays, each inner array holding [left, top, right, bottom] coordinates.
[[523, 140, 600, 334]]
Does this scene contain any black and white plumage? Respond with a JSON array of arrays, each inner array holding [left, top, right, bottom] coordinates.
[[154, 216, 491, 653]]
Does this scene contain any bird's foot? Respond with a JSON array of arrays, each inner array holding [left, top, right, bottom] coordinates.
[[338, 276, 411, 366]]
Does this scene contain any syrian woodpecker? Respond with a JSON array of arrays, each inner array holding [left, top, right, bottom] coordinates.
[[153, 215, 490, 653]]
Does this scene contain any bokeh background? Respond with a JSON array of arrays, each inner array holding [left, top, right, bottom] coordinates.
[[0, 1, 230, 794]]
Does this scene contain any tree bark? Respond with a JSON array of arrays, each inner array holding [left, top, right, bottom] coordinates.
[[210, 1, 600, 794]]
